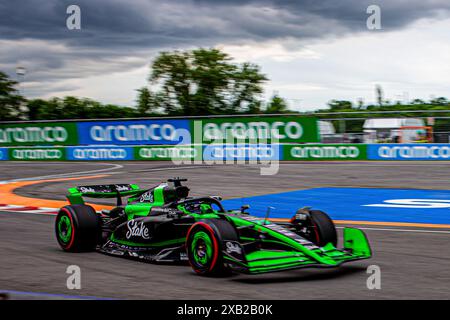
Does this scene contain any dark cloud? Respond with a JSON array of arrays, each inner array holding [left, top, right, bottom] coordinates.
[[0, 0, 450, 47], [3, 1, 450, 46], [1, 0, 450, 98]]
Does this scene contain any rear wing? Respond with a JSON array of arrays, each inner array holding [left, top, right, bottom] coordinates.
[[67, 184, 144, 206]]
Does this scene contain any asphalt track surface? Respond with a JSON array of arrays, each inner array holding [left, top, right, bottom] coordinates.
[[1, 161, 450, 299]]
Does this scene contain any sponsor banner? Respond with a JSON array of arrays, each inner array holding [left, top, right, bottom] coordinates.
[[134, 145, 201, 161], [203, 144, 281, 161], [0, 147, 8, 160], [9, 147, 66, 161], [284, 144, 367, 161], [194, 116, 319, 144], [77, 120, 191, 145], [67, 146, 134, 160], [368, 144, 450, 160], [0, 122, 78, 146]]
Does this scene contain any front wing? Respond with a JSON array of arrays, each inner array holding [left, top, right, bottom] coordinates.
[[223, 227, 372, 275]]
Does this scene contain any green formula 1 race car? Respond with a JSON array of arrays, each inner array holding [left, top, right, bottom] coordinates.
[[55, 178, 372, 276]]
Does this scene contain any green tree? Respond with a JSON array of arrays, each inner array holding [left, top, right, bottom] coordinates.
[[411, 98, 426, 105], [265, 94, 289, 113], [0, 71, 24, 121], [25, 99, 44, 120], [136, 87, 152, 115], [148, 48, 267, 115], [247, 100, 263, 114], [228, 62, 267, 114], [327, 100, 353, 111], [430, 97, 448, 105], [136, 87, 163, 115], [375, 85, 384, 107], [26, 99, 59, 120], [357, 98, 365, 109], [26, 96, 140, 120]]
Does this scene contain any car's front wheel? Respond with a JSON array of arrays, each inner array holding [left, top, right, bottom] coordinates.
[[292, 210, 337, 247], [309, 210, 337, 247], [186, 219, 237, 276]]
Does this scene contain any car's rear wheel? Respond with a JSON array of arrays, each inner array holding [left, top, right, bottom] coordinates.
[[186, 219, 237, 276], [55, 204, 102, 252]]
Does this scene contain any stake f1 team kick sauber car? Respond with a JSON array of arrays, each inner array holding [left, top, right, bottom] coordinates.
[[55, 178, 372, 276]]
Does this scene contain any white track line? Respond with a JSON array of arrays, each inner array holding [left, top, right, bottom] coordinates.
[[0, 163, 207, 184], [0, 205, 58, 215], [146, 166, 207, 171], [0, 163, 123, 183]]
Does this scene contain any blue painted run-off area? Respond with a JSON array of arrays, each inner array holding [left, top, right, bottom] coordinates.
[[222, 188, 450, 224]]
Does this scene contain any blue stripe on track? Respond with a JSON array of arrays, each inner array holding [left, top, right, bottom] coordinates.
[[222, 187, 450, 224]]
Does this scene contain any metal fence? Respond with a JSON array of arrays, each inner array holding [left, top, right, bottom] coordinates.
[[316, 110, 450, 144]]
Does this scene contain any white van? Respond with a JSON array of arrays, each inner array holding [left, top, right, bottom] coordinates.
[[363, 118, 426, 143]]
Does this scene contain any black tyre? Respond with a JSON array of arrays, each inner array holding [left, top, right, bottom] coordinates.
[[55, 205, 102, 252], [309, 210, 337, 247], [186, 219, 238, 276]]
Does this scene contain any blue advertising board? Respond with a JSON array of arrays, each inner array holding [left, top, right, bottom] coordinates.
[[77, 120, 191, 145], [203, 144, 281, 161], [368, 144, 450, 160], [0, 147, 8, 160], [66, 146, 134, 160]]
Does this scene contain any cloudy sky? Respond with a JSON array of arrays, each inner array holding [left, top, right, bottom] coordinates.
[[1, 0, 450, 111]]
